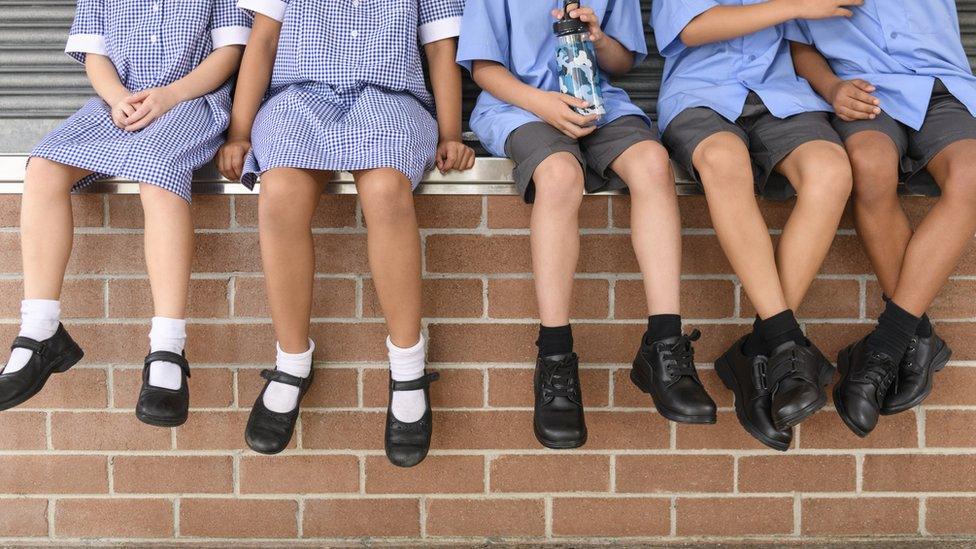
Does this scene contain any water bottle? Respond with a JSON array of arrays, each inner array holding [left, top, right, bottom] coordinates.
[[553, 0, 606, 118]]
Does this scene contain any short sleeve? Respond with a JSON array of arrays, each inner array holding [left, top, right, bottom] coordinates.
[[237, 0, 287, 22], [783, 19, 812, 45], [603, 0, 648, 66], [65, 0, 107, 64], [211, 0, 254, 49], [456, 0, 509, 72], [418, 0, 464, 45], [651, 0, 720, 57]]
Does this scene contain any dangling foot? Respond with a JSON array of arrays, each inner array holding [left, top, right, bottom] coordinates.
[[0, 323, 84, 411], [245, 341, 314, 454], [384, 336, 438, 467], [136, 351, 190, 427]]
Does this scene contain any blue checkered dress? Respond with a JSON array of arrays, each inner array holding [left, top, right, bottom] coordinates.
[[237, 0, 463, 189], [30, 0, 252, 202]]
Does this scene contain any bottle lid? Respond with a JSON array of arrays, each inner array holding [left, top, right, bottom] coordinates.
[[553, 1, 587, 36]]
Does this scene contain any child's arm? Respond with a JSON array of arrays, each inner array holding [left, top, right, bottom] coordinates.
[[122, 46, 245, 132], [471, 61, 598, 139], [217, 14, 281, 181], [84, 54, 133, 129], [680, 0, 861, 47], [790, 41, 880, 121], [425, 38, 476, 173], [553, 4, 632, 76]]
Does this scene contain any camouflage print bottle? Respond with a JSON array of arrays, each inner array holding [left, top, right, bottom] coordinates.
[[553, 1, 606, 117]]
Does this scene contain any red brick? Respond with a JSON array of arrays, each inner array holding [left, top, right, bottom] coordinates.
[[108, 195, 230, 229], [51, 412, 170, 450], [363, 367, 484, 409], [804, 323, 875, 362], [301, 411, 384, 450], [0, 499, 48, 537], [799, 410, 918, 449], [239, 366, 358, 409], [615, 455, 734, 493], [309, 322, 389, 362], [239, 455, 359, 494], [935, 322, 976, 361], [21, 367, 108, 409], [185, 323, 275, 365], [863, 454, 976, 492], [426, 235, 531, 274], [107, 278, 230, 318], [312, 234, 369, 274], [584, 411, 670, 449], [193, 233, 261, 273], [490, 455, 610, 493], [0, 456, 107, 494], [180, 498, 297, 538], [928, 367, 976, 406], [742, 278, 861, 319], [0, 233, 21, 273], [428, 323, 536, 363], [488, 278, 609, 320], [677, 411, 793, 451], [176, 411, 255, 450], [926, 497, 976, 535], [364, 277, 483, 318], [487, 367, 608, 408], [821, 235, 873, 274], [0, 195, 101, 227], [415, 195, 483, 229], [487, 195, 608, 229], [867, 279, 976, 320], [365, 455, 484, 494], [801, 497, 918, 536], [738, 455, 856, 493], [677, 497, 793, 536], [113, 456, 233, 494], [0, 411, 46, 450], [430, 411, 537, 450], [552, 497, 670, 537], [425, 498, 545, 537], [616, 278, 735, 320], [926, 410, 976, 447], [0, 279, 104, 319], [578, 235, 640, 273], [113, 367, 234, 409], [233, 276, 357, 319], [303, 499, 419, 538], [56, 498, 173, 538], [235, 194, 359, 228], [66, 234, 146, 274]]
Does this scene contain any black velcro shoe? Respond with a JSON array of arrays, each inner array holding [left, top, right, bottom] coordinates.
[[631, 329, 717, 424], [534, 353, 587, 449], [0, 324, 84, 411], [835, 337, 897, 437], [245, 368, 314, 455], [881, 332, 951, 415], [136, 351, 190, 427], [767, 340, 835, 430], [715, 336, 792, 451], [385, 372, 440, 468]]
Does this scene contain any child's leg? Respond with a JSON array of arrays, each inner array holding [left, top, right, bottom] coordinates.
[[353, 168, 425, 423], [772, 141, 854, 310], [139, 183, 193, 390]]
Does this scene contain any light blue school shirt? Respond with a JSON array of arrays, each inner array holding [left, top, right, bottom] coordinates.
[[790, 1, 976, 131], [456, 0, 650, 157], [651, 0, 831, 133]]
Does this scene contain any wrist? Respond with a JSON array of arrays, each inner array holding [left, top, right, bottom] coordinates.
[[825, 77, 844, 103], [769, 0, 800, 20], [167, 82, 190, 103]]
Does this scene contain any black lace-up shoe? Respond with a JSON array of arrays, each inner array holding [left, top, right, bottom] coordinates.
[[835, 337, 898, 437], [631, 329, 716, 424], [245, 368, 314, 454], [136, 351, 190, 427], [0, 324, 84, 411], [881, 333, 951, 415], [766, 341, 835, 430], [715, 336, 792, 451], [534, 353, 586, 449], [385, 371, 439, 468]]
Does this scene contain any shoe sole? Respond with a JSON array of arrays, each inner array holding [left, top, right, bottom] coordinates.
[[834, 346, 870, 438], [714, 355, 790, 452], [881, 343, 952, 416], [0, 344, 84, 411], [534, 423, 587, 450], [135, 409, 188, 428], [629, 368, 717, 424], [772, 361, 836, 431]]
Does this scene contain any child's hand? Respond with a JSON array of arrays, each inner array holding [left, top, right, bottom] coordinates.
[[121, 86, 181, 132], [530, 91, 600, 139], [436, 140, 476, 173], [551, 4, 605, 45], [828, 79, 881, 121], [217, 139, 251, 181], [110, 95, 138, 130], [794, 0, 863, 20]]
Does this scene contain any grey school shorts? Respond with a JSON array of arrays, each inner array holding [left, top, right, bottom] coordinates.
[[504, 115, 660, 203], [662, 92, 843, 200]]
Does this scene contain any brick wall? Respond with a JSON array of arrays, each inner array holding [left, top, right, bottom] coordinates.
[[0, 192, 974, 543]]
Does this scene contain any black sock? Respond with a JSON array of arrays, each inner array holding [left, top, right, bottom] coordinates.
[[866, 300, 920, 362], [537, 324, 573, 357], [758, 309, 805, 354], [883, 293, 932, 338], [742, 316, 765, 357], [645, 314, 682, 344]]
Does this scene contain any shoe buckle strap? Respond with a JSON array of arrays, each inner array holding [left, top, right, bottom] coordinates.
[[752, 358, 770, 393], [260, 368, 307, 388], [144, 351, 191, 378], [390, 372, 440, 392], [11, 336, 45, 356]]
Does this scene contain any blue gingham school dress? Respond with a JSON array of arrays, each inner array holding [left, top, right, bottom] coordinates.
[[237, 0, 464, 189], [30, 0, 253, 202]]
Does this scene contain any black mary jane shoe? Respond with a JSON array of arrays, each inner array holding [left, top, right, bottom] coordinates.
[[631, 329, 717, 424], [881, 332, 951, 416], [0, 323, 84, 411], [534, 353, 587, 449], [385, 371, 440, 468], [245, 368, 314, 455], [135, 351, 191, 427]]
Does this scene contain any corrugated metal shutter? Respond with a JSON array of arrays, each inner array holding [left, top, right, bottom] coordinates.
[[2, 1, 976, 150]]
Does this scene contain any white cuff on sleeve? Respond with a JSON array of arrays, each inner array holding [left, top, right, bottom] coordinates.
[[65, 34, 108, 63], [212, 26, 252, 49], [418, 16, 461, 45], [237, 0, 286, 22]]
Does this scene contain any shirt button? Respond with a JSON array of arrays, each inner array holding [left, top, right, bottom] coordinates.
[[890, 31, 898, 39], [748, 55, 756, 62], [150, 35, 158, 44], [351, 30, 359, 38]]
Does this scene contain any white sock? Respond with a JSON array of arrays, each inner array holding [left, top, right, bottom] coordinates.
[[388, 335, 427, 423], [4, 300, 61, 374], [148, 317, 187, 390], [263, 340, 313, 414]]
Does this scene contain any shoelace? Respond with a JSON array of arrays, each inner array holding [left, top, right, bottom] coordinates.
[[541, 358, 580, 400], [660, 329, 702, 382], [858, 352, 897, 402]]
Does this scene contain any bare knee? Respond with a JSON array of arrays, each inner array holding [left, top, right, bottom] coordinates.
[[617, 142, 675, 196], [357, 172, 416, 226], [793, 144, 854, 206], [940, 165, 976, 210], [259, 174, 314, 233], [846, 134, 901, 204], [23, 158, 78, 199], [533, 153, 584, 211]]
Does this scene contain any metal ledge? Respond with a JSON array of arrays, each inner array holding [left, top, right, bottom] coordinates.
[[0, 154, 702, 196]]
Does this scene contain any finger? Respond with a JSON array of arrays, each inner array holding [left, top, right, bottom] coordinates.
[[125, 112, 155, 132], [846, 97, 880, 114], [466, 150, 476, 170], [444, 147, 459, 171], [551, 8, 563, 18], [835, 8, 854, 17], [126, 103, 152, 124], [232, 153, 244, 181], [851, 79, 877, 94], [567, 112, 600, 127], [852, 89, 880, 107], [125, 90, 151, 104], [557, 94, 590, 109], [120, 102, 136, 116], [838, 106, 872, 121]]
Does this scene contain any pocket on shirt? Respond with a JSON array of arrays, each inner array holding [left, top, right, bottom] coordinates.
[[901, 3, 954, 34]]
